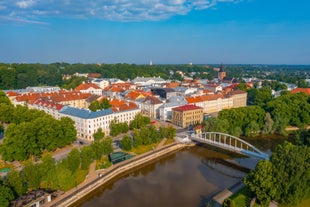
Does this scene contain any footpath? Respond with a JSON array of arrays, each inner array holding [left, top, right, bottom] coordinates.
[[43, 141, 190, 207]]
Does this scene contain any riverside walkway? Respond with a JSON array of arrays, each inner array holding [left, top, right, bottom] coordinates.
[[44, 142, 189, 207]]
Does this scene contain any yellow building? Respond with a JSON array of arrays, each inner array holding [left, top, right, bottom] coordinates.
[[172, 104, 203, 128]]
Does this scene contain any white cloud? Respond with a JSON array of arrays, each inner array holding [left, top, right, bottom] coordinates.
[[16, 0, 36, 9], [1, 0, 241, 24]]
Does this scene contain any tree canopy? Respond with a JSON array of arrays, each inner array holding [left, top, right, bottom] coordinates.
[[244, 142, 310, 206]]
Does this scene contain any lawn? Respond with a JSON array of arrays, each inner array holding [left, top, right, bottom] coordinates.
[[229, 187, 252, 207]]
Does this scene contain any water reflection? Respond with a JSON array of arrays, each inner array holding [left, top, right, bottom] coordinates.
[[74, 147, 247, 207]]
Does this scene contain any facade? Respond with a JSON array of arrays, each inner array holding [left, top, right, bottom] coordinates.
[[151, 88, 177, 99], [185, 94, 235, 115], [29, 98, 140, 141], [159, 96, 187, 121], [59, 104, 140, 141], [75, 82, 103, 96], [228, 90, 247, 108], [92, 78, 110, 89], [140, 96, 163, 119], [132, 76, 166, 86], [172, 104, 203, 128]]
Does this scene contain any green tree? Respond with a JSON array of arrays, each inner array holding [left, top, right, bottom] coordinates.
[[39, 153, 58, 189], [262, 112, 274, 135], [120, 135, 133, 151], [236, 83, 247, 91], [89, 99, 111, 111], [66, 149, 80, 173], [293, 129, 310, 147], [166, 125, 176, 139], [80, 146, 94, 170], [244, 121, 260, 137], [271, 142, 310, 205], [93, 128, 105, 141], [230, 126, 242, 137], [129, 113, 150, 130], [244, 160, 276, 206], [23, 161, 42, 190], [0, 180, 15, 207], [91, 141, 105, 160], [6, 169, 26, 196], [133, 128, 142, 147], [247, 87, 272, 107], [102, 137, 113, 155], [56, 163, 76, 191], [222, 198, 236, 207]]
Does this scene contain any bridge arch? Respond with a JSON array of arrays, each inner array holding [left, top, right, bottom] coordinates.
[[190, 132, 269, 160]]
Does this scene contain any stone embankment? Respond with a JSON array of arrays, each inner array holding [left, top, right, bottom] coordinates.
[[49, 142, 193, 207]]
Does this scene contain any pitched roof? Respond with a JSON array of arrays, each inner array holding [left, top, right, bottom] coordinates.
[[291, 88, 310, 95], [49, 92, 92, 102], [173, 104, 202, 111], [33, 99, 64, 110], [125, 90, 151, 100], [142, 96, 163, 104], [186, 96, 203, 104], [109, 98, 126, 107], [112, 102, 139, 113], [75, 82, 101, 90], [59, 106, 113, 119], [165, 82, 180, 88]]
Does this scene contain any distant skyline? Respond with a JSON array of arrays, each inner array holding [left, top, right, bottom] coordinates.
[[1, 0, 310, 64]]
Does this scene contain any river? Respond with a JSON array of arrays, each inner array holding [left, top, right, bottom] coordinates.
[[73, 136, 288, 207]]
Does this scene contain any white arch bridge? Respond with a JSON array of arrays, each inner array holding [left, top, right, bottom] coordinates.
[[190, 132, 270, 160]]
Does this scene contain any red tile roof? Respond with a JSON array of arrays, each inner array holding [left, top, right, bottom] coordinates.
[[75, 83, 101, 90], [109, 98, 126, 107], [33, 99, 64, 110], [126, 90, 152, 100], [173, 104, 202, 111], [291, 88, 310, 95], [112, 102, 139, 112], [186, 96, 203, 104]]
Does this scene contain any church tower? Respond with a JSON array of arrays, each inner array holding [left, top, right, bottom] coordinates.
[[218, 63, 226, 81]]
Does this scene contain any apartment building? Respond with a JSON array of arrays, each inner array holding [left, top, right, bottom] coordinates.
[[172, 104, 203, 128]]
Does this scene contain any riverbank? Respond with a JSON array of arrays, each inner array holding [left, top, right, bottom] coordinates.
[[44, 142, 193, 207]]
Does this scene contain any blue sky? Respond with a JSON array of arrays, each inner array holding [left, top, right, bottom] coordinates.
[[1, 0, 310, 64]]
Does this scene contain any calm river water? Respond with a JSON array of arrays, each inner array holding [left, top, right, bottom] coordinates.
[[74, 136, 288, 207]]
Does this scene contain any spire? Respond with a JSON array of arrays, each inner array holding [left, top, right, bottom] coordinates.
[[219, 63, 224, 72]]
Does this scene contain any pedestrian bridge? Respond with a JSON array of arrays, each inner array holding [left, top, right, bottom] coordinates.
[[190, 132, 270, 160]]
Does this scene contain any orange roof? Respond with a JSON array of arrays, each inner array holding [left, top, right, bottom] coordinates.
[[125, 90, 151, 100], [75, 83, 101, 90], [6, 91, 18, 96], [49, 92, 92, 102], [88, 73, 101, 78], [291, 88, 310, 95], [166, 82, 180, 88], [109, 98, 126, 107], [201, 94, 224, 101], [186, 96, 203, 104], [112, 102, 139, 112], [104, 83, 133, 92]]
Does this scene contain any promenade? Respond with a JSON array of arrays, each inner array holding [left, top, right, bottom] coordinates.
[[44, 141, 190, 207]]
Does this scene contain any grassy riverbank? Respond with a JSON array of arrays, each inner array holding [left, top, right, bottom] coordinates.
[[228, 187, 310, 207]]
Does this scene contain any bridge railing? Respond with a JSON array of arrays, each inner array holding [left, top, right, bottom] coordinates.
[[190, 132, 269, 160]]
